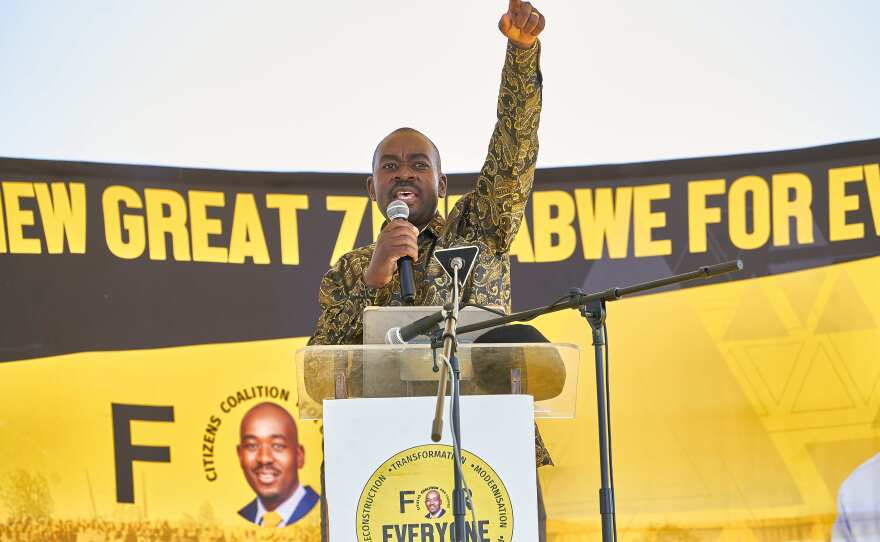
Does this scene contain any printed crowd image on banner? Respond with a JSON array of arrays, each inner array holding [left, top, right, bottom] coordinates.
[[1, 138, 880, 541]]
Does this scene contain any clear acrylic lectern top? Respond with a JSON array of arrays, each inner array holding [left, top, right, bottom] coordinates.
[[295, 343, 579, 420]]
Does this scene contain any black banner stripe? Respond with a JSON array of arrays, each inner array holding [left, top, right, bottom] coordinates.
[[1, 138, 878, 362]]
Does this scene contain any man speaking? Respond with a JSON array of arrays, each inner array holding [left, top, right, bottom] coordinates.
[[308, 0, 545, 341], [309, 0, 549, 538]]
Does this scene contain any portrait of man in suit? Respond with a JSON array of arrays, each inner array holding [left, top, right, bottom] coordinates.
[[424, 489, 446, 520], [236, 402, 320, 527]]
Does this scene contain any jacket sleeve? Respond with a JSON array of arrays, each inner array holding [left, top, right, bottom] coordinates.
[[307, 249, 376, 346], [450, 40, 543, 253]]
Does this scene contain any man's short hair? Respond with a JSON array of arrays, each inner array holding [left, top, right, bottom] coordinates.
[[371, 127, 442, 172], [239, 402, 298, 436]]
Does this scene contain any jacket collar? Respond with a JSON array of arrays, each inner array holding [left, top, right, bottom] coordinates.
[[423, 212, 446, 239], [378, 211, 446, 240]]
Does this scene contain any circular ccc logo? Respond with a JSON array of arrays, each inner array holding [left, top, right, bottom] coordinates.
[[357, 444, 514, 541]]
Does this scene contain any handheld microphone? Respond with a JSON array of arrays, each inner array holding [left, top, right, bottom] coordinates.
[[386, 200, 416, 304]]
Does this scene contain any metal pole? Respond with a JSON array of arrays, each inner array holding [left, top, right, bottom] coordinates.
[[455, 260, 743, 336], [430, 258, 467, 540], [583, 300, 615, 542]]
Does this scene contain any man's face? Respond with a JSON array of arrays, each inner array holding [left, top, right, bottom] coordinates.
[[425, 491, 442, 514], [236, 405, 303, 510], [368, 130, 447, 229]]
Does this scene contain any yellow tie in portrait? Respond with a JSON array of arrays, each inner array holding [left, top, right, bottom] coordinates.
[[261, 511, 283, 528]]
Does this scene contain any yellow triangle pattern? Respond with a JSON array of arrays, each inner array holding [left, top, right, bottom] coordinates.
[[792, 344, 854, 413]]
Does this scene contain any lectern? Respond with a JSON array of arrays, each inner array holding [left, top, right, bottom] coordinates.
[[296, 342, 579, 419], [295, 343, 579, 541]]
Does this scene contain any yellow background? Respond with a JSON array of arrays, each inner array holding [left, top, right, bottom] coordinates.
[[536, 255, 880, 541], [1, 255, 879, 541], [0, 339, 317, 527]]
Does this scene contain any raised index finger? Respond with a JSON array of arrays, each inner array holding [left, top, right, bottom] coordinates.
[[509, 0, 521, 12]]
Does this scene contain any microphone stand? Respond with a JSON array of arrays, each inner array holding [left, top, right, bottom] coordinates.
[[438, 260, 743, 542], [430, 257, 467, 542]]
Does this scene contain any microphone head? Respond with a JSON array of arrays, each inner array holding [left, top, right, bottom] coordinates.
[[386, 200, 410, 221], [385, 326, 405, 345]]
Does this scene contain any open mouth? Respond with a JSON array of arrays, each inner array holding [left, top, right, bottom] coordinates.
[[392, 187, 419, 204]]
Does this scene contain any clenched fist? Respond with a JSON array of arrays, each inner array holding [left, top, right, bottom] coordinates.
[[499, 0, 545, 49]]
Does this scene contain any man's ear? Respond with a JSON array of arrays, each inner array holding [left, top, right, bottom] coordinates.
[[297, 444, 306, 469], [438, 174, 448, 198], [367, 176, 376, 201]]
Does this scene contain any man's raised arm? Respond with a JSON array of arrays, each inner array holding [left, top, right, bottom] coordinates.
[[452, 0, 545, 252]]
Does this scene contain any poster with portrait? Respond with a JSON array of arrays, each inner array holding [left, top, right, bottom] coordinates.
[[323, 396, 539, 541], [0, 338, 323, 540]]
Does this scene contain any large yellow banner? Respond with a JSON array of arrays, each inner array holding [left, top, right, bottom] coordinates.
[[0, 339, 321, 540], [537, 255, 880, 541], [1, 255, 878, 541]]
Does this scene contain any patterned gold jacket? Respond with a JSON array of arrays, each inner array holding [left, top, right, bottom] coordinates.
[[308, 41, 551, 467]]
